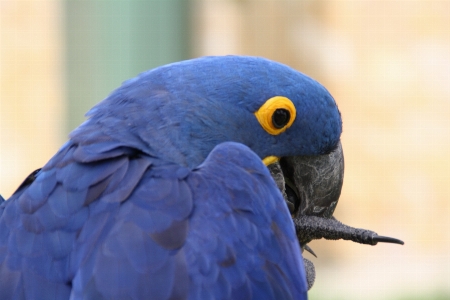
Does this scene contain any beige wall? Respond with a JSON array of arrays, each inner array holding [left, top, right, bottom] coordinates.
[[194, 1, 450, 299], [0, 0, 64, 198]]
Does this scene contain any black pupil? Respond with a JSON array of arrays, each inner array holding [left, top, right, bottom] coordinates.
[[272, 109, 290, 129]]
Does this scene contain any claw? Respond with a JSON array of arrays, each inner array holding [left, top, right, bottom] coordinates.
[[372, 235, 404, 245], [303, 244, 317, 257], [294, 215, 405, 246]]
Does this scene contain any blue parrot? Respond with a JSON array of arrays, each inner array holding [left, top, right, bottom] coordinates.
[[0, 56, 346, 299]]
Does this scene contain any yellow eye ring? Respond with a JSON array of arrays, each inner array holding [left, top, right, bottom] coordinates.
[[254, 96, 296, 135]]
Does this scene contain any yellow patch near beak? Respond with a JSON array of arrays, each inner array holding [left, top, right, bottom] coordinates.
[[262, 156, 279, 166]]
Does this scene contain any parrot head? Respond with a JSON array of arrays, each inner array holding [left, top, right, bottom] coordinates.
[[70, 56, 403, 289], [78, 56, 342, 169]]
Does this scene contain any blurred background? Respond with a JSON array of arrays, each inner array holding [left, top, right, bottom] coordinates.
[[0, 0, 449, 299]]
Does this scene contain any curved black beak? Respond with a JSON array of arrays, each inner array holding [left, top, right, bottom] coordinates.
[[280, 141, 345, 219], [268, 141, 403, 288], [268, 141, 403, 289], [269, 141, 403, 247]]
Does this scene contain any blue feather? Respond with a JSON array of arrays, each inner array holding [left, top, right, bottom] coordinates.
[[47, 185, 87, 217], [14, 227, 41, 257], [43, 230, 76, 259], [17, 169, 57, 214]]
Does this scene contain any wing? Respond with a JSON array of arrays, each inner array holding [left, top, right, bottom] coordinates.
[[0, 137, 193, 300], [0, 139, 306, 300], [185, 142, 308, 300]]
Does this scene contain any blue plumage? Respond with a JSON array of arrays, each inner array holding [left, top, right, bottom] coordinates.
[[0, 56, 343, 299]]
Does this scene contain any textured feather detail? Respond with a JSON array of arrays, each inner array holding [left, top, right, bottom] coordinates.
[[0, 139, 307, 299], [185, 142, 307, 299], [0, 140, 158, 299], [56, 157, 127, 190], [18, 169, 57, 214]]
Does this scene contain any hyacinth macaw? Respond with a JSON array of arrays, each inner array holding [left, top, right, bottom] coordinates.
[[0, 56, 403, 299]]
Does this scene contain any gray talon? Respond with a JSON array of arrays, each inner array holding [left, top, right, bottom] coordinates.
[[303, 244, 317, 258], [372, 235, 404, 245]]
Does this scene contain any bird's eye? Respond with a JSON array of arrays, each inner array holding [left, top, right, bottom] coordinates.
[[272, 109, 290, 129], [254, 96, 296, 135]]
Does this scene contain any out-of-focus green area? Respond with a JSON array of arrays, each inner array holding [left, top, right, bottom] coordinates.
[[1, 0, 449, 299], [65, 0, 190, 132]]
